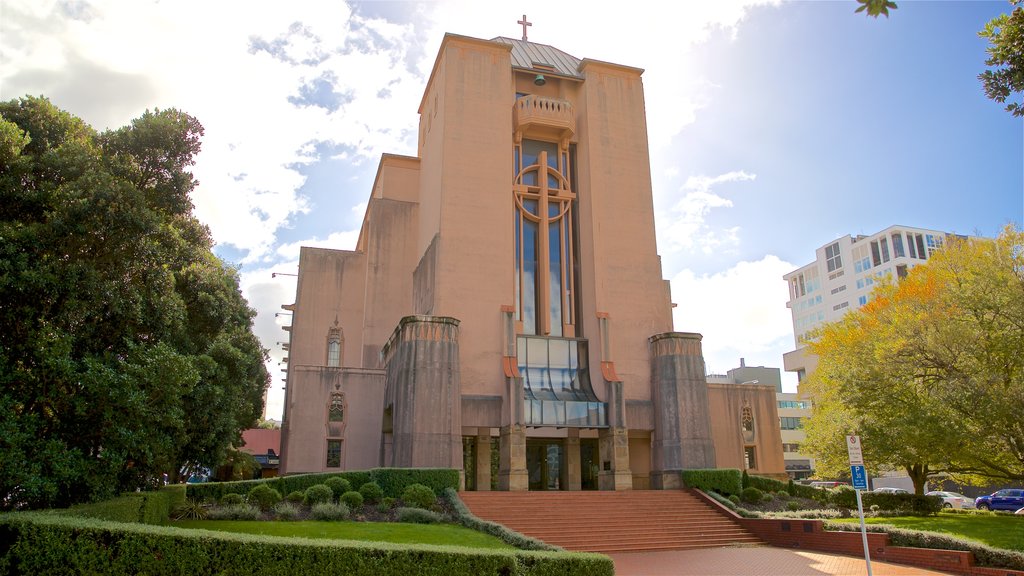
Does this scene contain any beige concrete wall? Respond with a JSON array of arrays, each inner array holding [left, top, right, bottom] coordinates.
[[575, 60, 673, 404], [707, 382, 786, 476], [282, 367, 385, 473], [289, 247, 367, 368], [428, 36, 516, 399]]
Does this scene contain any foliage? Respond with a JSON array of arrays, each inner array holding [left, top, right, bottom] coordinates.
[[705, 491, 738, 511], [827, 520, 1024, 568], [397, 507, 444, 524], [980, 1, 1024, 117], [786, 500, 801, 511], [271, 501, 300, 521], [218, 449, 260, 482], [401, 484, 436, 510], [444, 488, 561, 552], [309, 502, 350, 521], [359, 481, 384, 504], [286, 490, 305, 503], [0, 512, 617, 575], [220, 493, 244, 506], [861, 493, 944, 515], [207, 504, 261, 521], [186, 469, 456, 503], [379, 499, 396, 514], [66, 485, 184, 525], [801, 226, 1024, 490], [303, 484, 333, 506], [741, 487, 763, 504], [173, 498, 209, 521], [341, 490, 364, 509], [246, 484, 281, 511], [324, 477, 352, 500], [0, 97, 270, 510], [728, 495, 741, 505], [681, 469, 743, 496], [854, 0, 897, 18]]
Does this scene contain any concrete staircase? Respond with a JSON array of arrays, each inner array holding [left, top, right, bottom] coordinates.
[[459, 489, 762, 553]]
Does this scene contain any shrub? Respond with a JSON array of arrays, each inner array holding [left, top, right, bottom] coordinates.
[[401, 484, 436, 509], [706, 491, 738, 510], [173, 498, 209, 521], [741, 469, 750, 489], [378, 497, 397, 513], [444, 488, 560, 552], [741, 487, 763, 504], [310, 502, 350, 521], [286, 490, 305, 503], [208, 503, 261, 520], [761, 492, 774, 503], [324, 477, 352, 500], [370, 468, 460, 498], [681, 469, 742, 496], [786, 500, 801, 511], [824, 523, 1024, 571], [397, 507, 444, 524], [247, 484, 281, 511], [341, 490, 364, 509], [219, 493, 244, 506], [776, 491, 791, 501], [728, 495, 741, 505], [787, 479, 797, 496], [273, 501, 302, 521], [359, 482, 384, 504], [304, 484, 334, 506]]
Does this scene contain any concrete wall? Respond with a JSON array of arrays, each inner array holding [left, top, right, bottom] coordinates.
[[708, 382, 786, 476]]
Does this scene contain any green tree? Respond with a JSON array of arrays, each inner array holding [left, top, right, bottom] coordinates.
[[854, 0, 898, 18], [979, 1, 1024, 117], [0, 96, 270, 509], [801, 226, 1024, 492]]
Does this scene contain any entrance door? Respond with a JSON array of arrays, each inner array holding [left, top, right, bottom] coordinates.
[[580, 439, 599, 490], [526, 440, 564, 490]]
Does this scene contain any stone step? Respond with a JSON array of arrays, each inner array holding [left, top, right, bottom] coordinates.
[[460, 488, 762, 553]]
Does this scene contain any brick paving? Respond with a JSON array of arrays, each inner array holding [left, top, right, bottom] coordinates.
[[609, 546, 951, 575]]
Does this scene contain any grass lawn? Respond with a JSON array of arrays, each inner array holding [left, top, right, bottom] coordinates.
[[832, 513, 1024, 552], [172, 519, 515, 550]]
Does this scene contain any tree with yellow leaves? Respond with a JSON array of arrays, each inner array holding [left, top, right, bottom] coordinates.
[[801, 225, 1024, 493]]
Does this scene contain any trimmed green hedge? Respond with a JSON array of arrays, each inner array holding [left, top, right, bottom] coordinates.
[[65, 485, 185, 525], [0, 512, 612, 576], [744, 474, 821, 500], [187, 468, 459, 502], [681, 469, 742, 496], [859, 492, 943, 515], [825, 522, 1024, 571], [445, 488, 560, 552]]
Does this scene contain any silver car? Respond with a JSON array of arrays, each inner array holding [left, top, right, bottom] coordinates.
[[926, 490, 975, 509]]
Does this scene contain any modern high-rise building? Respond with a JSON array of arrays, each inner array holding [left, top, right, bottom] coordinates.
[[783, 225, 960, 382], [279, 32, 786, 490]]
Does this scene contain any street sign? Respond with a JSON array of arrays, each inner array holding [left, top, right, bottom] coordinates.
[[851, 464, 868, 490], [846, 435, 864, 466]]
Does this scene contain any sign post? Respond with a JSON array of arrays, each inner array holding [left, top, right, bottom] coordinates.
[[847, 435, 873, 576]]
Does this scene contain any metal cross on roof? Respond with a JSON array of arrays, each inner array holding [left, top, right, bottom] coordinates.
[[518, 14, 532, 41]]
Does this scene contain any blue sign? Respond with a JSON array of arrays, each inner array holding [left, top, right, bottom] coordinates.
[[850, 465, 868, 490]]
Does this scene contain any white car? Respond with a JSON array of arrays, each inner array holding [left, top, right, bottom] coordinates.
[[926, 490, 975, 509], [873, 487, 910, 494]]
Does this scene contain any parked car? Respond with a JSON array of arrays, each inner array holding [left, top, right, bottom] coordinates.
[[975, 489, 1024, 511], [873, 487, 910, 494], [925, 490, 974, 509], [1016, 507, 1024, 515]]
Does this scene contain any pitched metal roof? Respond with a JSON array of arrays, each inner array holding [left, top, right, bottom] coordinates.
[[491, 36, 583, 79]]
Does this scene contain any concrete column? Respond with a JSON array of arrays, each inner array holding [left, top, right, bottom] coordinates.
[[649, 332, 716, 489], [565, 429, 581, 491], [382, 315, 462, 468], [498, 424, 528, 491], [475, 428, 492, 491], [598, 427, 633, 490]]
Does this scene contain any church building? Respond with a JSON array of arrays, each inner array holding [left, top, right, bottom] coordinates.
[[279, 31, 785, 490]]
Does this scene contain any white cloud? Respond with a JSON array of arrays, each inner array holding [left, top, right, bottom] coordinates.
[[275, 229, 361, 261], [657, 170, 756, 255], [670, 255, 798, 390]]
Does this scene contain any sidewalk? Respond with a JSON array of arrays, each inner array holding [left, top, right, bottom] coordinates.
[[609, 546, 950, 575]]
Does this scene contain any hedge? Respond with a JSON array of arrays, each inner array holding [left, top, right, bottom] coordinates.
[[186, 468, 459, 502], [859, 492, 943, 515], [66, 485, 185, 525], [445, 488, 560, 552], [680, 469, 742, 496], [744, 474, 821, 501], [825, 521, 1024, 571], [0, 512, 612, 576]]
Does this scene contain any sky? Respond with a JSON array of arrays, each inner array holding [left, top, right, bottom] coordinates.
[[3, 0, 1021, 420]]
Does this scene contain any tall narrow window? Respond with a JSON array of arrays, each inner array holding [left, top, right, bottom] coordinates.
[[326, 322, 343, 367], [744, 447, 757, 470], [825, 242, 842, 272], [329, 392, 344, 423], [326, 440, 342, 468], [513, 139, 578, 336], [892, 233, 905, 258]]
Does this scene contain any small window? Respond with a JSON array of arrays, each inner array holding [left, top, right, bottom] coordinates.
[[326, 440, 342, 468], [825, 243, 843, 272], [744, 447, 757, 470], [741, 407, 754, 432], [329, 392, 344, 423]]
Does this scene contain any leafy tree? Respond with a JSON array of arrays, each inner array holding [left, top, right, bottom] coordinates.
[[0, 96, 269, 509], [854, 0, 898, 18], [979, 1, 1024, 117], [801, 226, 1024, 493]]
